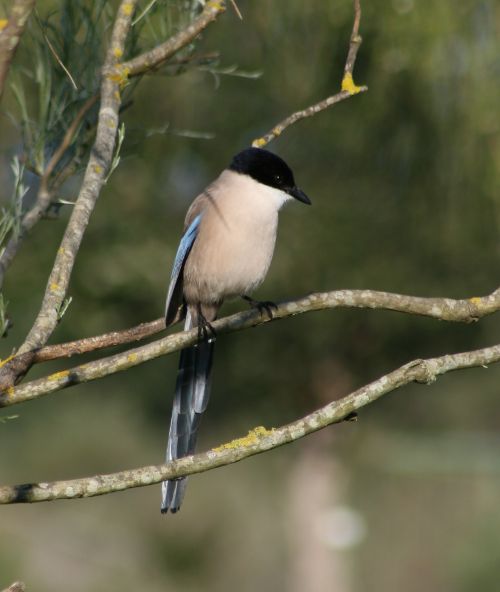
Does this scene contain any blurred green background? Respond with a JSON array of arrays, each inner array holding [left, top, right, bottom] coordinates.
[[0, 1, 499, 590]]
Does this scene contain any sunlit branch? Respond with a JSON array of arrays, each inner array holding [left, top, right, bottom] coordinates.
[[122, 1, 227, 77], [1, 286, 498, 406], [252, 0, 367, 148], [33, 319, 164, 363], [0, 341, 498, 505]]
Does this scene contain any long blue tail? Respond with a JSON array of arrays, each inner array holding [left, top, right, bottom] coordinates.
[[161, 312, 215, 513]]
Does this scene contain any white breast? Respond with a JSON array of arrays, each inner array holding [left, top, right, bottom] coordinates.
[[183, 170, 290, 304]]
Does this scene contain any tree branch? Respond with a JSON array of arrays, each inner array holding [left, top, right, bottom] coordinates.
[[252, 0, 367, 148], [4, 286, 497, 372], [121, 1, 227, 77], [1, 583, 25, 592], [0, 0, 36, 101], [1, 286, 498, 406], [33, 318, 165, 363], [13, 1, 138, 363], [1, 341, 498, 505], [343, 0, 363, 77]]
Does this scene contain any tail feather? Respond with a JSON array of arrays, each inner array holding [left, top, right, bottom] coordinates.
[[193, 339, 214, 413], [161, 313, 215, 514]]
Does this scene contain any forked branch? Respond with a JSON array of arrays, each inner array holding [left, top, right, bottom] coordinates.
[[252, 0, 367, 147], [1, 286, 498, 406], [122, 1, 227, 77]]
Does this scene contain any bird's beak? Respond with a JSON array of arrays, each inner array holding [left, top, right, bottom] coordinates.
[[287, 186, 312, 205]]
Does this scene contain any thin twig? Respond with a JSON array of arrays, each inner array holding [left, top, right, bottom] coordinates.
[[131, 0, 158, 26], [1, 286, 499, 406], [229, 0, 243, 20], [34, 318, 164, 362], [252, 0, 367, 148], [0, 94, 99, 290], [122, 1, 227, 77], [0, 341, 499, 505], [0, 0, 36, 101], [39, 18, 78, 90], [42, 94, 99, 183], [344, 0, 362, 76]]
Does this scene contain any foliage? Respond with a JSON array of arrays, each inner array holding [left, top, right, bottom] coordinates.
[[0, 1, 499, 591]]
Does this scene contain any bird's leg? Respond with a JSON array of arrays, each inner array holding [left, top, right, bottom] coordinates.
[[196, 303, 216, 343], [241, 295, 278, 320]]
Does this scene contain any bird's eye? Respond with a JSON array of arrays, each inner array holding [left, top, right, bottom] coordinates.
[[274, 174, 282, 183]]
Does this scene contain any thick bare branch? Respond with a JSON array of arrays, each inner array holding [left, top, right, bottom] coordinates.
[[122, 1, 227, 77], [1, 341, 498, 505], [252, 0, 367, 148], [15, 1, 138, 361], [25, 286, 500, 364], [1, 286, 498, 406], [0, 0, 36, 101]]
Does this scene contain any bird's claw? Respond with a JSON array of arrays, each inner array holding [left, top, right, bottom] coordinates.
[[242, 295, 278, 320], [197, 315, 216, 343]]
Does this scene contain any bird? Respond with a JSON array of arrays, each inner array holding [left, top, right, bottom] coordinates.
[[161, 147, 311, 513]]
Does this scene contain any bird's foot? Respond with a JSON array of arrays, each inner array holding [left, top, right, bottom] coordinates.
[[242, 295, 278, 320], [197, 313, 216, 343]]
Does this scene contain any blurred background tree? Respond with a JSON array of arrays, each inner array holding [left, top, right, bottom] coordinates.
[[0, 1, 499, 591]]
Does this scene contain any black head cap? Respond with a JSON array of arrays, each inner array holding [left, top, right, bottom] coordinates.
[[229, 147, 311, 204]]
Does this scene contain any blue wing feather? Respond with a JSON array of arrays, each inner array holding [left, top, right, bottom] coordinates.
[[164, 214, 202, 323]]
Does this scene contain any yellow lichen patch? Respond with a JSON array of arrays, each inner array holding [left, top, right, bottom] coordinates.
[[252, 137, 267, 148], [127, 353, 138, 363], [47, 370, 70, 382], [341, 72, 363, 95], [469, 297, 482, 306], [212, 426, 275, 452], [207, 0, 225, 10], [93, 164, 103, 174], [50, 282, 60, 292], [108, 65, 130, 88], [113, 47, 123, 59], [0, 19, 8, 31], [7, 386, 15, 398], [0, 354, 15, 368], [58, 247, 65, 255], [252, 426, 274, 437], [122, 3, 134, 16]]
